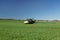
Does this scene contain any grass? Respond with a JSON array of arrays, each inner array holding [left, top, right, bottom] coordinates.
[[0, 20, 60, 40]]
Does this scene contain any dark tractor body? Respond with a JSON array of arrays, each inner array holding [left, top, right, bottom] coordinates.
[[27, 19, 35, 24]]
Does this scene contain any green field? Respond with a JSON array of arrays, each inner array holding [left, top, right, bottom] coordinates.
[[0, 20, 60, 40]]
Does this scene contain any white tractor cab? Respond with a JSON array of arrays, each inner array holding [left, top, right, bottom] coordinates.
[[24, 19, 36, 24]]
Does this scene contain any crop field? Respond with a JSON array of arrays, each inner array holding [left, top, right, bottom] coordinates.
[[0, 20, 60, 40]]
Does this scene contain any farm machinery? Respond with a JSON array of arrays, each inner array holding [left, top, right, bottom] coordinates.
[[24, 19, 36, 24]]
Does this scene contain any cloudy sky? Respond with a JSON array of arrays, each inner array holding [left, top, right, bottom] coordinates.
[[0, 0, 60, 20]]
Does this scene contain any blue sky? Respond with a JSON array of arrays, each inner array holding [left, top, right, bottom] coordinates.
[[0, 0, 60, 20]]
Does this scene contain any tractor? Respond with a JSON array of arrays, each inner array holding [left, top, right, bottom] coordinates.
[[24, 19, 36, 24]]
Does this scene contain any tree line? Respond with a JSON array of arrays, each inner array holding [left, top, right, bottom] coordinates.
[[0, 18, 16, 20]]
